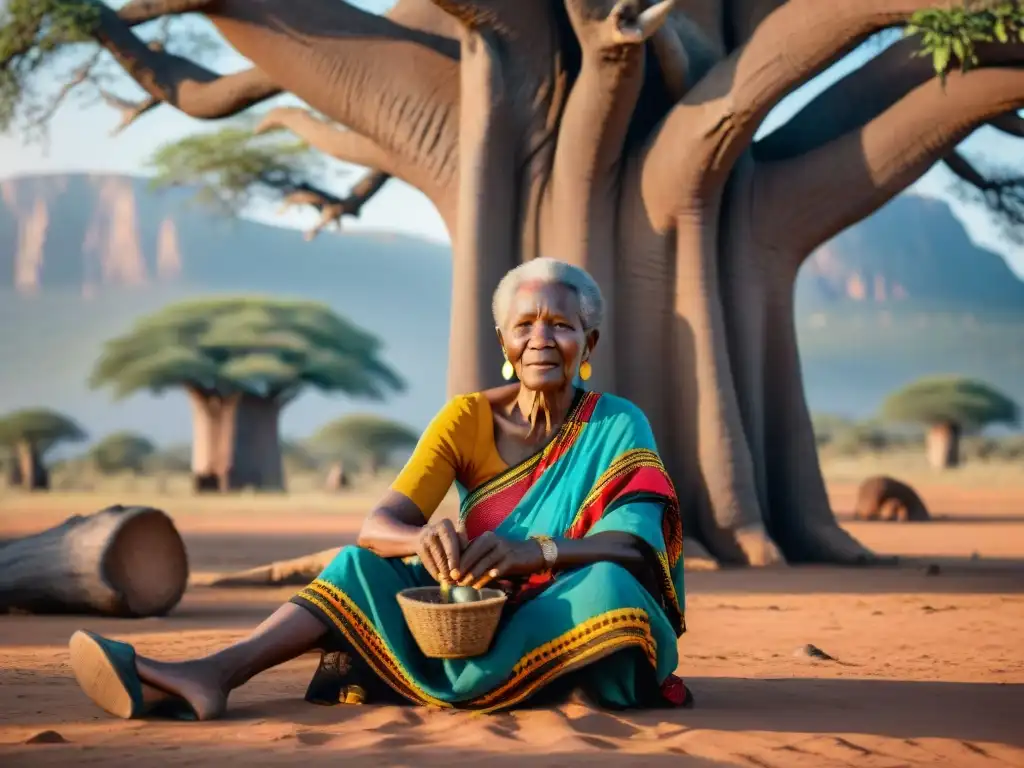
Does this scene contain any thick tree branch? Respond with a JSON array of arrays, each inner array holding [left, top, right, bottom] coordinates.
[[990, 111, 1024, 138], [421, 0, 576, 242], [755, 40, 1024, 162], [551, 0, 676, 392], [116, 0, 217, 26], [752, 67, 1024, 257], [753, 38, 929, 162], [642, 0, 938, 226], [255, 108, 396, 178], [943, 149, 991, 189], [277, 171, 391, 241], [386, 0, 460, 38], [80, 3, 283, 119], [203, 1, 460, 199], [445, 24, 518, 394], [723, 0, 784, 50], [675, 0, 727, 56], [650, 23, 690, 102]]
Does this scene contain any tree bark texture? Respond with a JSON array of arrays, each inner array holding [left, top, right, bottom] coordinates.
[[75, 0, 1024, 562], [0, 505, 189, 617]]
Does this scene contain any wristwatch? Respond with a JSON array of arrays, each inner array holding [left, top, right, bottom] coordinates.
[[532, 535, 559, 570]]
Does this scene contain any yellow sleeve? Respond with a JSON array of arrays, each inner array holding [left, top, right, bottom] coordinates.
[[390, 395, 481, 520]]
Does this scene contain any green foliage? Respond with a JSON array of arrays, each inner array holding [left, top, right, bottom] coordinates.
[[309, 413, 420, 471], [89, 431, 156, 473], [0, 407, 86, 453], [811, 413, 856, 447], [90, 296, 404, 403], [147, 125, 323, 213], [905, 2, 1024, 80], [831, 423, 900, 456], [0, 0, 100, 130], [812, 413, 928, 455], [880, 375, 1020, 430]]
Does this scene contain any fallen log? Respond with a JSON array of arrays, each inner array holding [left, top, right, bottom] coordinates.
[[193, 547, 341, 587], [0, 505, 189, 617]]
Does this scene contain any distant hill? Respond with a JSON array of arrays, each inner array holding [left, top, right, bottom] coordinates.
[[796, 195, 1024, 312], [1, 172, 1022, 444]]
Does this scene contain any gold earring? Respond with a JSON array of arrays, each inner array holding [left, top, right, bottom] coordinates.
[[579, 360, 592, 382], [501, 357, 515, 381]]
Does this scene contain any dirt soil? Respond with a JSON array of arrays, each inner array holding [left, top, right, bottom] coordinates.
[[2, 481, 1023, 767]]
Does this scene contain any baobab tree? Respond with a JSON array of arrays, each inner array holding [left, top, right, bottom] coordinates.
[[881, 376, 1020, 468], [309, 413, 420, 476], [88, 431, 157, 474], [3, 0, 1024, 564], [90, 297, 403, 491], [0, 408, 86, 490]]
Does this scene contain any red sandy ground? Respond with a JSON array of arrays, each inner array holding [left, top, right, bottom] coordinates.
[[2, 482, 1023, 767]]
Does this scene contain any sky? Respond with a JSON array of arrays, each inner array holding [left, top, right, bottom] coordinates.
[[0, 2, 1021, 275]]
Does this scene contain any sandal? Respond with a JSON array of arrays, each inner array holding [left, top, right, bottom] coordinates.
[[68, 630, 197, 720]]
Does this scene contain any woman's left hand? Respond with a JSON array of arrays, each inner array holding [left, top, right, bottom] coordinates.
[[455, 531, 546, 586]]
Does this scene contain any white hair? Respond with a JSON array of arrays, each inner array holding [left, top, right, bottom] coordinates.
[[491, 257, 605, 332]]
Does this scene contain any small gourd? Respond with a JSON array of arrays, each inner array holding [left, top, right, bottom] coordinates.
[[448, 585, 482, 604]]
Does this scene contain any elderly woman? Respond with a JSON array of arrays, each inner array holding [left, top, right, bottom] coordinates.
[[68, 258, 689, 720]]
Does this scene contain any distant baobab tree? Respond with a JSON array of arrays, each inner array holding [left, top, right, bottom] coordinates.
[[89, 296, 403, 492]]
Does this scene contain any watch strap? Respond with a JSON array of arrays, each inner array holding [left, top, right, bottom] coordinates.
[[532, 535, 559, 569]]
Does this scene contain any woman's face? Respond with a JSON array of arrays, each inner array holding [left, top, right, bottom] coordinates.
[[499, 281, 598, 392]]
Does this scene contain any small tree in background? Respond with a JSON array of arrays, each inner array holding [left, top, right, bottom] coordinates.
[[89, 431, 156, 475], [0, 408, 86, 490], [880, 376, 1020, 469], [280, 439, 322, 474], [310, 414, 420, 479], [90, 297, 403, 492]]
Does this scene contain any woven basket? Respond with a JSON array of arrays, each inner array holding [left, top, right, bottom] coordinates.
[[397, 586, 507, 659]]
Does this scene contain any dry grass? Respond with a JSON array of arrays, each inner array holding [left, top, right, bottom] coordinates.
[[1, 453, 1021, 528], [820, 451, 1024, 487]]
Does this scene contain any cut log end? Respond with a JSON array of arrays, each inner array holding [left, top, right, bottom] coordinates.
[[0, 505, 189, 618], [101, 508, 189, 617]]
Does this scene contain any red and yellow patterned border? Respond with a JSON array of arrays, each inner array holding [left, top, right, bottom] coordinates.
[[461, 391, 601, 537], [466, 607, 657, 712], [294, 580, 657, 713], [564, 448, 685, 635], [295, 580, 451, 708]]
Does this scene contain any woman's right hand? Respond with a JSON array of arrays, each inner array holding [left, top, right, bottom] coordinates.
[[415, 519, 465, 583]]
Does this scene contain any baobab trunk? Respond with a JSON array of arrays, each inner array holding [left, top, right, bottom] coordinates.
[[667, 205, 777, 564], [14, 440, 48, 491], [188, 390, 234, 492], [926, 423, 960, 470], [187, 390, 285, 491], [325, 461, 349, 491], [230, 394, 285, 491]]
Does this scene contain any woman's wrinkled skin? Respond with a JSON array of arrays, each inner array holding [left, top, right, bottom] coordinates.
[[496, 281, 599, 434]]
